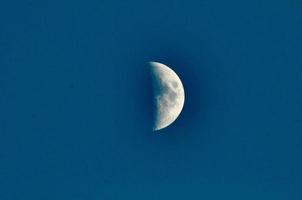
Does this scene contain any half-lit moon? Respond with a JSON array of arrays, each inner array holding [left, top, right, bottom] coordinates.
[[150, 61, 185, 131]]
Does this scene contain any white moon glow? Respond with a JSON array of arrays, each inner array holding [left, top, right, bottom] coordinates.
[[150, 61, 185, 131]]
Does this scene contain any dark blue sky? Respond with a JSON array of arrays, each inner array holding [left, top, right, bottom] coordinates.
[[1, 0, 302, 199]]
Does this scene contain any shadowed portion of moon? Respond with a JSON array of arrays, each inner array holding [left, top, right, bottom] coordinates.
[[150, 62, 185, 131]]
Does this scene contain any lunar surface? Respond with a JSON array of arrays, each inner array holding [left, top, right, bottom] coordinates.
[[150, 61, 185, 131]]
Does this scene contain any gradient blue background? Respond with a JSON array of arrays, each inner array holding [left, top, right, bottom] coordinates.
[[1, 0, 302, 199]]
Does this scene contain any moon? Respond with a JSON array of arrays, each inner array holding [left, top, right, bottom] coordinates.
[[150, 61, 185, 131]]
